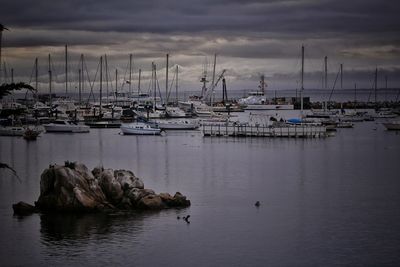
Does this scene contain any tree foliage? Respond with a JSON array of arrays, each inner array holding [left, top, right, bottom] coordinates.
[[0, 82, 35, 99]]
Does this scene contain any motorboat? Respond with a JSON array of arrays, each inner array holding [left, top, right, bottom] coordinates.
[[382, 121, 400, 130], [43, 120, 90, 133], [152, 119, 199, 130], [120, 122, 161, 135]]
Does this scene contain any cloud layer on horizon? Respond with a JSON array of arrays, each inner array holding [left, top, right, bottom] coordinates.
[[1, 0, 400, 93]]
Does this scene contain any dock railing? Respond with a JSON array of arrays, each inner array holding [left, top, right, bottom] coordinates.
[[202, 123, 327, 138]]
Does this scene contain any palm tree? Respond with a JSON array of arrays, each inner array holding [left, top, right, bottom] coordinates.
[[0, 82, 35, 99], [0, 162, 21, 182]]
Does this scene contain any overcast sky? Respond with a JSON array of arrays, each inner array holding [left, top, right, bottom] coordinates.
[[1, 0, 400, 95]]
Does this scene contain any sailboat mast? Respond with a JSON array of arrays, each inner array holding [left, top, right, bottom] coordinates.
[[81, 54, 84, 95], [138, 68, 141, 95], [354, 83, 357, 111], [211, 54, 217, 106], [300, 45, 304, 116], [175, 65, 179, 104], [65, 44, 68, 96], [324, 56, 328, 110], [129, 54, 132, 96], [105, 54, 109, 104], [165, 54, 169, 105], [340, 63, 343, 89], [99, 56, 103, 115], [48, 54, 52, 107], [374, 67, 378, 104], [115, 68, 118, 105], [35, 58, 38, 102], [78, 68, 81, 104], [152, 62, 156, 110]]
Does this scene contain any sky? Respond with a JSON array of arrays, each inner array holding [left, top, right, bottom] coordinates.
[[1, 0, 400, 95]]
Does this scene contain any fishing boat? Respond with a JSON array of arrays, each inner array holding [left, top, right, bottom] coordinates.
[[43, 120, 90, 133], [238, 76, 294, 110], [120, 122, 161, 135], [382, 121, 400, 130]]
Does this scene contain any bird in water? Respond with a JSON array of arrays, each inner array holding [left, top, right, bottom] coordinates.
[[183, 215, 190, 223], [255, 201, 260, 207]]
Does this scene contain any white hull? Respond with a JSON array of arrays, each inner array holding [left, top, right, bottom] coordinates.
[[244, 104, 294, 110], [120, 123, 161, 135], [155, 120, 199, 130], [0, 127, 25, 136], [44, 123, 90, 133]]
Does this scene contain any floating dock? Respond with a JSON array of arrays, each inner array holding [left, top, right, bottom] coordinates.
[[202, 124, 327, 138]]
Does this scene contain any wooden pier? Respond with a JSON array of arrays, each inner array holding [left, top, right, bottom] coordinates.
[[202, 124, 327, 138]]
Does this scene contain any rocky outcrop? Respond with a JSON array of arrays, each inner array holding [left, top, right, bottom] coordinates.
[[13, 162, 190, 215]]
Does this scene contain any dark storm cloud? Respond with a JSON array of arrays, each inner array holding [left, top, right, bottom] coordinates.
[[1, 0, 400, 90], [2, 0, 399, 35]]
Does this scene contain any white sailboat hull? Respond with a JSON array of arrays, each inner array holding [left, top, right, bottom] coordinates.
[[120, 123, 161, 135], [244, 104, 294, 110]]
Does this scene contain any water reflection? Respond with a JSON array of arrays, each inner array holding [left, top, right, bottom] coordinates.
[[40, 212, 146, 244]]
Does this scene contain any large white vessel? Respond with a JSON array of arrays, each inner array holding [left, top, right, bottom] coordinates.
[[238, 76, 294, 110], [44, 120, 90, 133], [120, 122, 161, 135]]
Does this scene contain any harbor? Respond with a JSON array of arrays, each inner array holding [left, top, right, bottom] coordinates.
[[2, 0, 400, 265]]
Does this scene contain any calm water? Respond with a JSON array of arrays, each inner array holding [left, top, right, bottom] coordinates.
[[1, 114, 400, 266]]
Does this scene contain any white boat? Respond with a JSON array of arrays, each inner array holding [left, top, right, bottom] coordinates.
[[243, 103, 294, 110], [382, 121, 400, 130], [238, 90, 294, 110], [238, 76, 294, 110], [165, 107, 188, 118], [336, 122, 354, 128], [373, 111, 397, 119], [0, 126, 25, 136], [43, 120, 90, 133], [120, 122, 161, 135], [153, 119, 199, 130]]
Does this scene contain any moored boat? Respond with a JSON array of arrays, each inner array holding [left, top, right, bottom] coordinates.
[[43, 120, 90, 133], [382, 121, 400, 130], [153, 119, 199, 130], [0, 126, 25, 136], [120, 122, 161, 135]]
